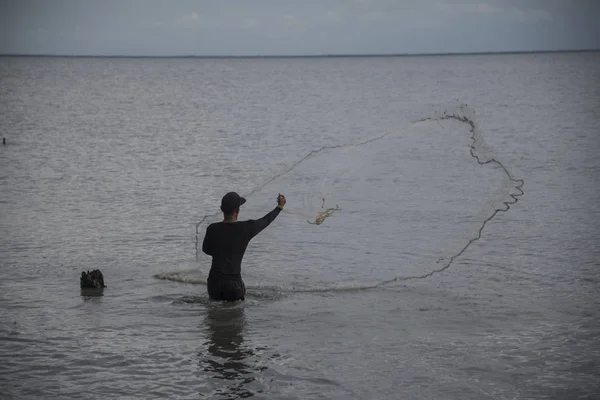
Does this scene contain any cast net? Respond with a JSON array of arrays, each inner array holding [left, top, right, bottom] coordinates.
[[157, 103, 524, 293]]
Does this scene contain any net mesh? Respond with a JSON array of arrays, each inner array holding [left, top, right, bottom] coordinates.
[[158, 103, 524, 293]]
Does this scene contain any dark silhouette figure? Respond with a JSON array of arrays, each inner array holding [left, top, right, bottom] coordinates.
[[202, 192, 286, 301]]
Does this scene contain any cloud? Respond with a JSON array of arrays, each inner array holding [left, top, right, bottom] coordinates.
[[519, 8, 553, 23], [366, 10, 389, 21], [242, 18, 259, 29], [153, 10, 264, 32], [503, 6, 553, 23], [314, 10, 343, 24], [323, 10, 342, 23], [149, 20, 165, 28], [435, 2, 497, 14], [177, 11, 202, 27], [475, 3, 495, 13], [433, 2, 553, 23], [282, 14, 298, 25]]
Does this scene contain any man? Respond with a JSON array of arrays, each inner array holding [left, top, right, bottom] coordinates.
[[202, 191, 286, 301]]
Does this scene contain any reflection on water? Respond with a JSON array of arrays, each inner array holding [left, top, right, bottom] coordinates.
[[201, 303, 264, 399], [80, 288, 105, 298]]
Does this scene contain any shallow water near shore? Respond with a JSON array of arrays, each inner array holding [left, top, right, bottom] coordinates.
[[1, 52, 599, 399]]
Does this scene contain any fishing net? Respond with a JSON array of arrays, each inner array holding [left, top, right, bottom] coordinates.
[[158, 103, 523, 293]]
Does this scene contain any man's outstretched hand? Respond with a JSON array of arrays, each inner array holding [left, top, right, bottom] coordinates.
[[277, 194, 287, 209]]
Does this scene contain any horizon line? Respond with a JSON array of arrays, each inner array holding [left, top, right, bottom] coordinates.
[[1, 48, 598, 59]]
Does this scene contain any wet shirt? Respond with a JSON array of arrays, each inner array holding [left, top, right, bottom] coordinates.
[[202, 207, 281, 277]]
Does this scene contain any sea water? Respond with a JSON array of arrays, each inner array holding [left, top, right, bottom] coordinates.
[[1, 53, 599, 399]]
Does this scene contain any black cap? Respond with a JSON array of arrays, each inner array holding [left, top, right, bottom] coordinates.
[[220, 192, 246, 214]]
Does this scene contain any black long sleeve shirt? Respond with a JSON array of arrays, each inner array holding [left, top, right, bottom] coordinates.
[[202, 207, 281, 277]]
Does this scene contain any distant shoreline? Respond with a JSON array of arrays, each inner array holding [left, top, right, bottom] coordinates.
[[0, 49, 598, 59]]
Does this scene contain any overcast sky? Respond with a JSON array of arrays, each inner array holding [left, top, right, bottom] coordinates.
[[1, 0, 598, 56]]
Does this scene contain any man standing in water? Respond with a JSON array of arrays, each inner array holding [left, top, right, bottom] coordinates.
[[202, 192, 286, 301]]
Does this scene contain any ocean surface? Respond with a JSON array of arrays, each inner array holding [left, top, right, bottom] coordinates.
[[1, 52, 599, 399]]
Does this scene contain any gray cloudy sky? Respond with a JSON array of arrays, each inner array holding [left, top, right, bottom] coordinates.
[[1, 0, 598, 56]]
